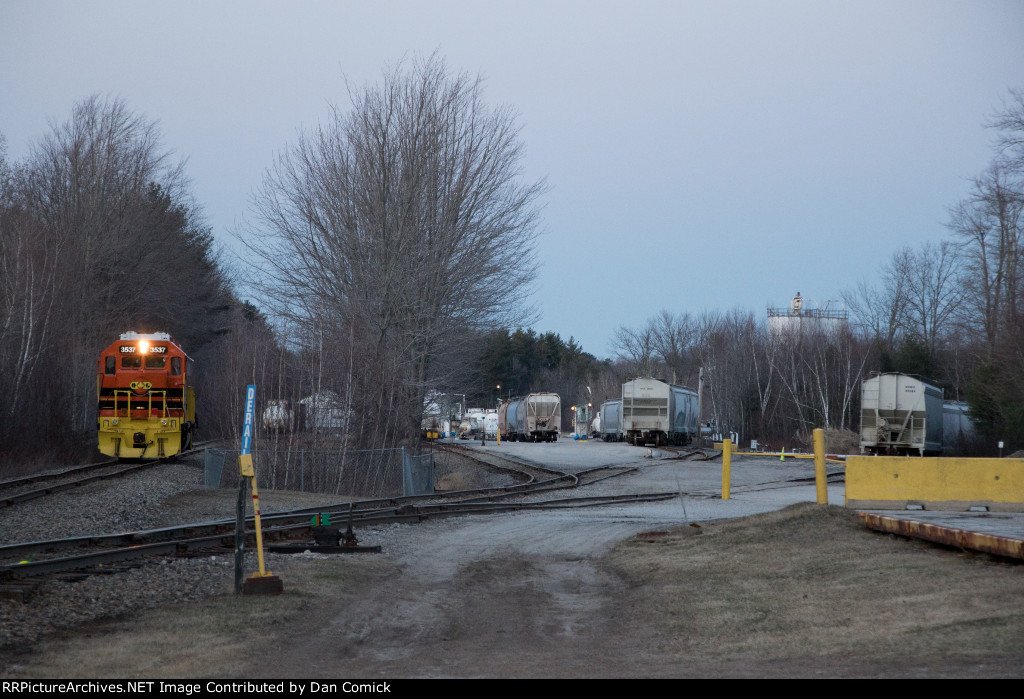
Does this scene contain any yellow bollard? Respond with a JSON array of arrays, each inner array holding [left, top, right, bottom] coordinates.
[[814, 428, 827, 504], [780, 446, 785, 462], [722, 438, 731, 500]]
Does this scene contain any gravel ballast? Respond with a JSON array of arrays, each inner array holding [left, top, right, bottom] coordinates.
[[0, 459, 364, 651]]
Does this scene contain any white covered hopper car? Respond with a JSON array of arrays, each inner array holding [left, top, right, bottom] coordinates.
[[859, 373, 942, 455], [621, 378, 698, 446]]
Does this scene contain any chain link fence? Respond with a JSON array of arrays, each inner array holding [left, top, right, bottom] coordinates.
[[204, 446, 434, 498]]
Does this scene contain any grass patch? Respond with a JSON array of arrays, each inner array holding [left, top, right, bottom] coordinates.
[[606, 503, 1024, 667]]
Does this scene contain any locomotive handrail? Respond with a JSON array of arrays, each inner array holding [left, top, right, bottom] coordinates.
[[112, 389, 129, 416], [149, 389, 168, 417], [109, 388, 170, 417]]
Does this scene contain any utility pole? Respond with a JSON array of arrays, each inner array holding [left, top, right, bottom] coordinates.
[[697, 367, 705, 448]]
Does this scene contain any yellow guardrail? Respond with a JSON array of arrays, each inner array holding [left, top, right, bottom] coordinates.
[[719, 430, 833, 504]]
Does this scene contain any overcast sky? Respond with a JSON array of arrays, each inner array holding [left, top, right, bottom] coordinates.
[[2, 1, 1022, 358]]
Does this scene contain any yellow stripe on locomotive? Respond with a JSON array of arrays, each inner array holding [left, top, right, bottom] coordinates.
[[96, 331, 196, 459]]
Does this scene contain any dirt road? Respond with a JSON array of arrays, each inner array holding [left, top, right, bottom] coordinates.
[[2, 447, 1022, 678]]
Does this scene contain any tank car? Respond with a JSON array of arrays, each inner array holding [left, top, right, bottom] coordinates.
[[859, 373, 942, 456], [599, 398, 623, 441], [458, 408, 486, 439], [97, 331, 196, 458], [621, 378, 698, 446], [499, 393, 561, 442], [483, 410, 499, 440]]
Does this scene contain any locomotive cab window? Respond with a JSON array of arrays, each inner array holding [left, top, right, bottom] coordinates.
[[105, 356, 116, 374], [121, 356, 142, 369], [145, 356, 166, 369], [171, 356, 182, 375]]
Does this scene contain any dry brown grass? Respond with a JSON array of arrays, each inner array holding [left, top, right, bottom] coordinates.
[[824, 428, 860, 455], [607, 503, 1024, 676], [3, 503, 1021, 678]]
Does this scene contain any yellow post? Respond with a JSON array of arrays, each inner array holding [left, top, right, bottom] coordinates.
[[813, 428, 827, 504], [780, 446, 785, 461], [722, 438, 731, 500], [249, 473, 270, 576], [238, 384, 282, 595], [497, 426, 501, 446], [239, 454, 273, 579]]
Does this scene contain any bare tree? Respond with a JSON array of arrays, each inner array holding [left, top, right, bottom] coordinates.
[[0, 97, 231, 460], [950, 90, 1024, 444], [903, 240, 963, 356], [242, 55, 546, 451], [988, 87, 1024, 176], [651, 310, 701, 385], [611, 322, 658, 377], [949, 163, 1024, 357], [842, 246, 912, 350], [768, 321, 869, 439], [0, 140, 62, 435]]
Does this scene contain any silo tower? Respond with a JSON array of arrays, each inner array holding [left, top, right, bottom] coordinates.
[[768, 292, 848, 338]]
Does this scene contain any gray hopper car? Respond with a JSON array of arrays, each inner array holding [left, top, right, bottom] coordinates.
[[941, 400, 976, 454], [498, 392, 561, 442], [859, 373, 943, 456], [621, 377, 699, 446], [599, 398, 623, 441]]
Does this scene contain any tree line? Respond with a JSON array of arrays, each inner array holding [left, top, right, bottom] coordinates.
[[2, 67, 1020, 468], [0, 56, 548, 465], [0, 96, 258, 464], [607, 89, 1024, 453]]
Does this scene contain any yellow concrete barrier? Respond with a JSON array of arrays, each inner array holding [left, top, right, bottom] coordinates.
[[845, 456, 1024, 511]]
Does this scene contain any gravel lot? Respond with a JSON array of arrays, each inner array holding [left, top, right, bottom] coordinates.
[[2, 441, 1020, 678], [0, 443, 835, 658]]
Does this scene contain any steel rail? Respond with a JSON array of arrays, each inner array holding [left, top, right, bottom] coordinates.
[[0, 490, 683, 580], [1, 445, 844, 582], [0, 441, 213, 509]]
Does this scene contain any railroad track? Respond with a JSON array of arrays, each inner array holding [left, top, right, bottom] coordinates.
[[0, 488, 679, 586], [0, 443, 649, 585], [0, 441, 213, 509], [0, 440, 845, 592], [656, 445, 718, 460]]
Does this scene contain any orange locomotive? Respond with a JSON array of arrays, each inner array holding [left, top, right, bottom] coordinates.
[[97, 331, 197, 458]]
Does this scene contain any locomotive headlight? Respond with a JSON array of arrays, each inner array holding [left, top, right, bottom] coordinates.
[[161, 419, 167, 425], [112, 419, 119, 425], [139, 340, 149, 354]]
